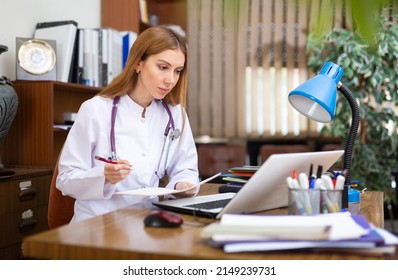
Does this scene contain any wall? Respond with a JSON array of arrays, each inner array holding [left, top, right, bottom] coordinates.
[[0, 0, 101, 80]]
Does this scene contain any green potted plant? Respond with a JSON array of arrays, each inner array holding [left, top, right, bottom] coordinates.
[[306, 12, 398, 208]]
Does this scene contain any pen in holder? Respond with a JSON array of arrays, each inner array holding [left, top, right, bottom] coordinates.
[[320, 188, 342, 214], [288, 188, 320, 216]]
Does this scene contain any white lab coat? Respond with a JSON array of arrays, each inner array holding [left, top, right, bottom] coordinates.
[[57, 95, 199, 222]]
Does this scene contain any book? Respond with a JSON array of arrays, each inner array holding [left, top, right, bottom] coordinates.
[[201, 222, 332, 241], [227, 166, 259, 177], [222, 176, 248, 183]]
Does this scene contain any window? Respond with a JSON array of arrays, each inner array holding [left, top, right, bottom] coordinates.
[[187, 0, 348, 139]]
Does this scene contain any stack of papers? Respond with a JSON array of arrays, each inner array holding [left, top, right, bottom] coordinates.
[[201, 212, 398, 255]]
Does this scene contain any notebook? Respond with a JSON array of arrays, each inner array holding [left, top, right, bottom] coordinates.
[[153, 150, 344, 219]]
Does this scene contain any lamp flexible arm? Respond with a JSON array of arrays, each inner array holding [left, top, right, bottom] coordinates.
[[337, 82, 360, 186]]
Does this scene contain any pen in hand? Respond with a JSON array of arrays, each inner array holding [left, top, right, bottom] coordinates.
[[95, 155, 134, 169], [95, 156, 117, 164]]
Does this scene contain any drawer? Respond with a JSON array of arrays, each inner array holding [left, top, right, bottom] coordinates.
[[0, 243, 23, 260], [0, 205, 49, 248], [0, 175, 52, 215]]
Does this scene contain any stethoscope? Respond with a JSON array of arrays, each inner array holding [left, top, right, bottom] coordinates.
[[110, 96, 180, 179]]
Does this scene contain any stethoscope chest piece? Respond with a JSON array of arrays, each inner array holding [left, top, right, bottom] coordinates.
[[170, 128, 180, 140]]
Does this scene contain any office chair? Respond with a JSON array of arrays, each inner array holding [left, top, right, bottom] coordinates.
[[259, 144, 311, 163], [320, 143, 342, 151], [47, 155, 75, 229], [197, 144, 247, 179]]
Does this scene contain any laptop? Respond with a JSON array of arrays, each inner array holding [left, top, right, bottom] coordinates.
[[153, 150, 344, 219]]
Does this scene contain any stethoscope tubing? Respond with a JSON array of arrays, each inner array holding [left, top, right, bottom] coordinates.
[[109, 96, 179, 178]]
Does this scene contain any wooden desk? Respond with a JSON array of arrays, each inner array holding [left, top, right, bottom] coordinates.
[[22, 185, 395, 260]]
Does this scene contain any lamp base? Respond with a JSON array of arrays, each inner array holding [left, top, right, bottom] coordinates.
[[342, 184, 349, 209]]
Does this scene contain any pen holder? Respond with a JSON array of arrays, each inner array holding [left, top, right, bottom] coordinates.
[[288, 189, 320, 216], [320, 189, 342, 214]]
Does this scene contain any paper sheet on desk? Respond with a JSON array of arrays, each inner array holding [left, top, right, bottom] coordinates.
[[115, 173, 220, 196], [115, 186, 196, 197], [218, 212, 368, 240]]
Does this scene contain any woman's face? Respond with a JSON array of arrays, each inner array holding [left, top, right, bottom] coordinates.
[[135, 48, 185, 103]]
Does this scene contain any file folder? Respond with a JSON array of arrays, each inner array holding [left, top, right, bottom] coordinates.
[[34, 20, 78, 83]]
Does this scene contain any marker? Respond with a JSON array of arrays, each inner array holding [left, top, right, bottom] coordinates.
[[322, 175, 335, 190], [292, 191, 307, 215], [322, 175, 340, 212], [292, 169, 297, 179], [313, 178, 323, 189], [316, 165, 323, 178], [309, 177, 315, 189], [320, 185, 337, 213], [308, 163, 313, 179], [287, 177, 306, 215], [299, 173, 309, 189], [335, 175, 345, 190], [286, 177, 294, 189]]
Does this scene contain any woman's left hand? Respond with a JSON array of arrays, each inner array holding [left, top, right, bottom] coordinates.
[[174, 182, 197, 198]]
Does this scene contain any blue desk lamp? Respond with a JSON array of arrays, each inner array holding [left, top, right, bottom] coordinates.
[[288, 61, 360, 208]]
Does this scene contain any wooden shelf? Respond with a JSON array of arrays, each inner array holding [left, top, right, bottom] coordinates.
[[101, 0, 187, 33], [1, 81, 100, 168]]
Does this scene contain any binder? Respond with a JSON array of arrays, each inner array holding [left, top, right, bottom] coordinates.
[[34, 20, 78, 83], [121, 31, 137, 69], [107, 28, 123, 84], [76, 29, 85, 84], [98, 28, 109, 87], [82, 28, 95, 86]]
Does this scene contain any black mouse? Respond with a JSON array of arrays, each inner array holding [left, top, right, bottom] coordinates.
[[144, 210, 183, 228]]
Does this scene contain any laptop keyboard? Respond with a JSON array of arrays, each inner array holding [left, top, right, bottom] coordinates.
[[185, 198, 232, 210]]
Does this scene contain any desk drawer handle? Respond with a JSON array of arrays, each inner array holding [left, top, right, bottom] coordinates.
[[19, 218, 38, 233], [19, 188, 37, 201]]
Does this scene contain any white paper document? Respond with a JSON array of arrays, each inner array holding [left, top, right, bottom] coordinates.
[[115, 172, 220, 197], [115, 186, 196, 197]]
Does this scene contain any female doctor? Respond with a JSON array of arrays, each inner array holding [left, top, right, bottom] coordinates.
[[56, 26, 199, 222]]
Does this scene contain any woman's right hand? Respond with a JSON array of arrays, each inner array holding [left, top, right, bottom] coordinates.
[[103, 159, 133, 184]]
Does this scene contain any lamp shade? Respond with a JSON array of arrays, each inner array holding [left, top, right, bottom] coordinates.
[[288, 62, 344, 123]]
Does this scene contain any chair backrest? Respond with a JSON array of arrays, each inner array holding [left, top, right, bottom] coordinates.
[[259, 144, 312, 163], [197, 144, 247, 179], [320, 143, 342, 151], [48, 155, 75, 229]]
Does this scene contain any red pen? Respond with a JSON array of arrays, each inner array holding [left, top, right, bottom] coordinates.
[[292, 169, 297, 179], [94, 156, 117, 164]]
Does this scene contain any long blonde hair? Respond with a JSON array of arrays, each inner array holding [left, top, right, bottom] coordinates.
[[98, 26, 188, 108]]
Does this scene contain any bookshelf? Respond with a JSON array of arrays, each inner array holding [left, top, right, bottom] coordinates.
[[1, 81, 100, 168], [101, 0, 187, 33]]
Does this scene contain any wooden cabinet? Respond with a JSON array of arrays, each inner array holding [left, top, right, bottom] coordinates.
[[101, 0, 187, 33], [0, 167, 52, 259], [1, 81, 100, 168]]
